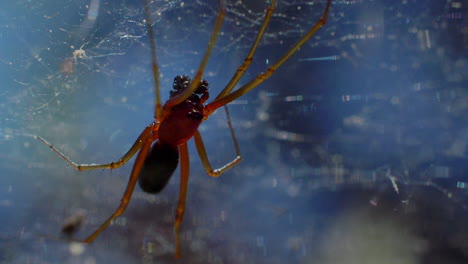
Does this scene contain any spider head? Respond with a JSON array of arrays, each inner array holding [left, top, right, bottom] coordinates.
[[170, 75, 209, 104]]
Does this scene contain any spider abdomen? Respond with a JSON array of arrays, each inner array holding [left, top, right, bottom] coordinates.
[[138, 141, 179, 193]]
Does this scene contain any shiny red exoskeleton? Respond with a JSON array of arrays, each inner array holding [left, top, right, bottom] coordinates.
[[158, 75, 209, 145], [139, 75, 209, 194]]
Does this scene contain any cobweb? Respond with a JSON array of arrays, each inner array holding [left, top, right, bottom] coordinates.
[[0, 0, 466, 263]]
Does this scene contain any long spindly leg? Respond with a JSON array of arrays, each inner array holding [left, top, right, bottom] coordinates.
[[82, 137, 153, 243], [215, 0, 276, 100], [194, 106, 241, 177], [34, 124, 154, 171], [174, 142, 190, 259], [164, 0, 226, 109], [205, 0, 332, 114], [142, 0, 163, 120]]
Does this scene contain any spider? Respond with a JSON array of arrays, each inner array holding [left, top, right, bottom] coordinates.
[[36, 0, 331, 258]]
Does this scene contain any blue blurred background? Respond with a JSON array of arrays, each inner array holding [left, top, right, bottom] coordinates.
[[0, 0, 466, 263]]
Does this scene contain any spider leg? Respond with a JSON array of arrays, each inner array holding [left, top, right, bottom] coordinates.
[[142, 0, 162, 120], [215, 0, 276, 100], [194, 106, 241, 177], [205, 0, 332, 114], [34, 125, 154, 171], [82, 137, 153, 243], [174, 142, 189, 259], [164, 0, 226, 109]]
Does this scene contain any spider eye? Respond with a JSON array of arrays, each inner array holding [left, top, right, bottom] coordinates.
[[195, 79, 209, 95], [173, 75, 191, 91], [186, 111, 203, 121]]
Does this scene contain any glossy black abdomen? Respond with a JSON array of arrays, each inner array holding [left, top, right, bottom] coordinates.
[[138, 141, 179, 193]]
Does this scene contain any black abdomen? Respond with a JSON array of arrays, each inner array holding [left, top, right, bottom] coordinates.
[[138, 141, 179, 193]]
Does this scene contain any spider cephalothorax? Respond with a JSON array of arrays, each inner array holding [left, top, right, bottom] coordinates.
[[171, 75, 209, 104]]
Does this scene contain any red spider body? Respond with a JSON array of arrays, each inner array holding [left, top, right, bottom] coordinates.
[[139, 75, 209, 193], [158, 102, 204, 145], [159, 75, 209, 146]]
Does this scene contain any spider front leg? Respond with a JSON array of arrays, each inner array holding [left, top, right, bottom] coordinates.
[[195, 106, 242, 177], [164, 0, 226, 109], [35, 124, 154, 171], [205, 0, 332, 113], [215, 0, 276, 100]]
